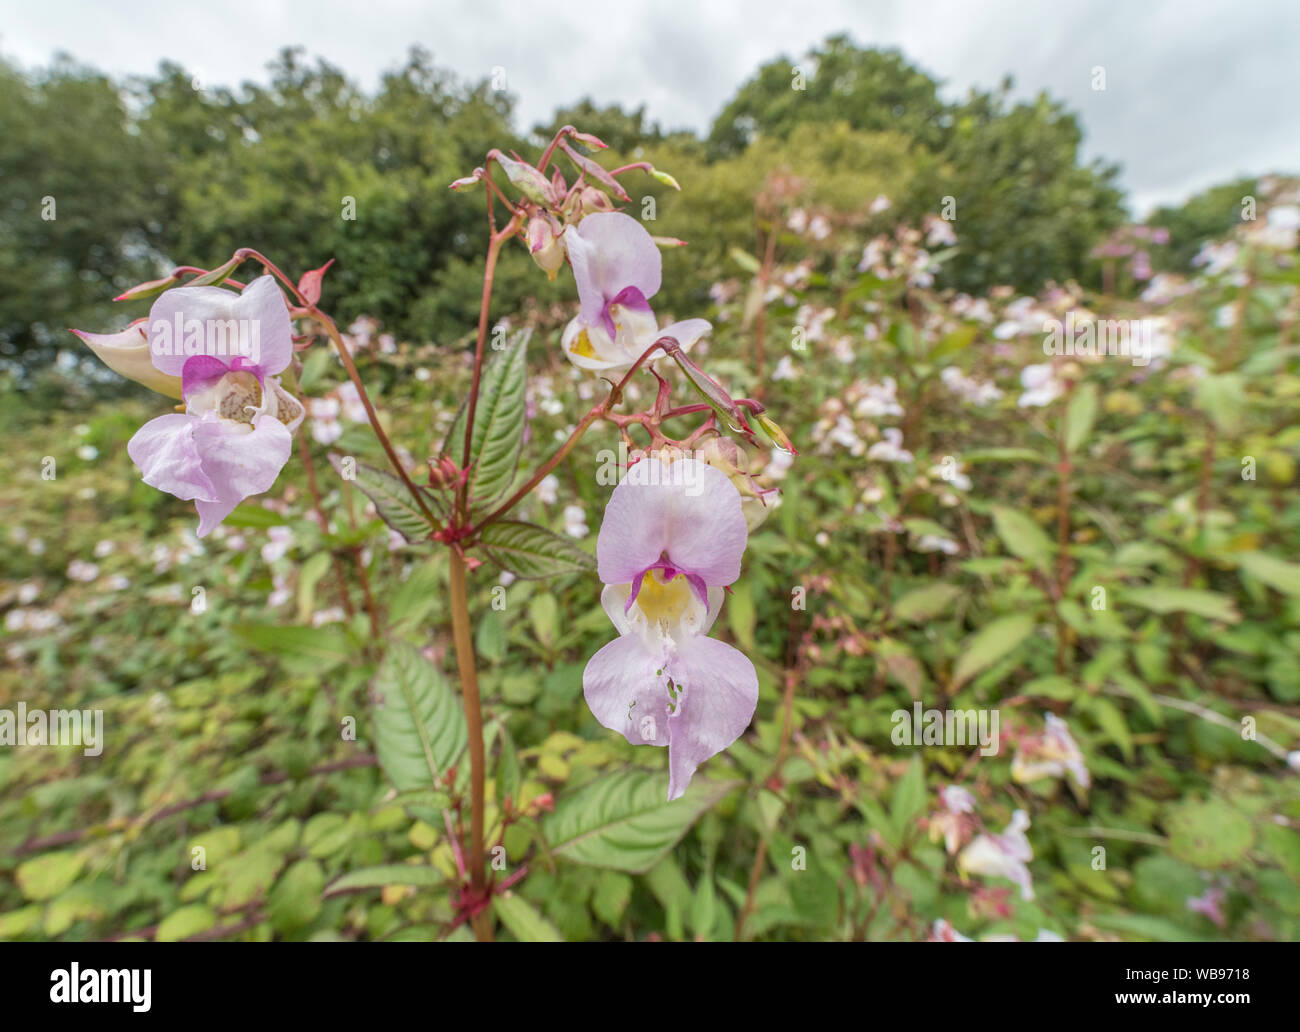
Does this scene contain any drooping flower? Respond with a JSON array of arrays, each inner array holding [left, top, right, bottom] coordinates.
[[929, 784, 977, 855], [125, 276, 304, 537], [958, 809, 1035, 900], [1011, 713, 1091, 791], [583, 455, 757, 800], [560, 211, 710, 373]]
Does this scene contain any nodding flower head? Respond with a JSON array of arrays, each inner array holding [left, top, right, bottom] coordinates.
[[124, 276, 303, 537], [559, 212, 710, 373], [584, 454, 757, 800]]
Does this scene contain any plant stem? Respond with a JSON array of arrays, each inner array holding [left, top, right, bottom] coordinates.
[[1055, 428, 1072, 674], [296, 433, 356, 622], [447, 548, 492, 942]]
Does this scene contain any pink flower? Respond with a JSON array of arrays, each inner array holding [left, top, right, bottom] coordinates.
[[1187, 886, 1227, 928], [126, 276, 303, 537], [584, 455, 757, 800], [1012, 713, 1091, 791], [958, 809, 1035, 900], [560, 211, 710, 372]]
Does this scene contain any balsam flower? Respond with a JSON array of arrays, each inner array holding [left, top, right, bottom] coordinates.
[[584, 455, 757, 800], [560, 211, 710, 373], [1011, 713, 1091, 791], [958, 809, 1035, 900], [126, 276, 303, 537]]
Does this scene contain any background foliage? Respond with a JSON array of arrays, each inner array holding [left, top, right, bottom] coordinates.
[[1, 36, 1297, 942]]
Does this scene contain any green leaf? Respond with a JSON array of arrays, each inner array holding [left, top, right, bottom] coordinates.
[[952, 614, 1036, 688], [1166, 799, 1254, 868], [478, 520, 595, 579], [727, 578, 756, 651], [325, 864, 447, 896], [1195, 372, 1247, 434], [1237, 552, 1300, 596], [891, 755, 926, 831], [592, 871, 633, 927], [16, 851, 84, 902], [267, 859, 324, 933], [493, 893, 564, 942], [231, 623, 354, 670], [296, 552, 332, 624], [442, 329, 530, 513], [155, 904, 217, 942], [329, 456, 437, 544], [729, 246, 762, 275], [1064, 381, 1099, 453], [372, 643, 468, 790], [991, 506, 1053, 572], [543, 770, 740, 873], [1126, 588, 1240, 623], [1080, 695, 1133, 762], [893, 582, 962, 622]]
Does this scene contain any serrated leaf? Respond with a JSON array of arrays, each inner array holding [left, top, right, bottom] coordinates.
[[478, 520, 594, 579], [543, 770, 739, 873], [372, 643, 468, 790], [330, 456, 437, 544], [991, 506, 1054, 573], [442, 330, 530, 513], [951, 613, 1036, 688]]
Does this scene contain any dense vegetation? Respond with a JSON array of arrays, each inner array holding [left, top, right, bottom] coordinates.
[[1, 38, 1298, 943]]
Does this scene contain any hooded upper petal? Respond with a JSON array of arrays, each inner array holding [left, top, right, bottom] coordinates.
[[127, 413, 218, 502], [148, 275, 292, 378], [72, 323, 184, 399], [596, 457, 748, 588], [664, 635, 759, 799], [566, 212, 661, 331]]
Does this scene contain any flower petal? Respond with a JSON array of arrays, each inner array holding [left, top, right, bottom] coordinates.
[[583, 632, 672, 748], [190, 413, 292, 537], [72, 323, 183, 399], [127, 413, 217, 502], [566, 212, 661, 329], [664, 635, 759, 799], [657, 318, 711, 353], [596, 457, 748, 587], [147, 275, 292, 378]]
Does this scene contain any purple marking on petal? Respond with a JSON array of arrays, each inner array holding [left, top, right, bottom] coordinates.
[[625, 568, 649, 614], [181, 354, 232, 401]]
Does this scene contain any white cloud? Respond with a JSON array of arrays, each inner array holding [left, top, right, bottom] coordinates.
[[2, 0, 1295, 214]]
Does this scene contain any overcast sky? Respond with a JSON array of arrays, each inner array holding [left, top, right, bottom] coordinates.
[[3, 0, 1296, 215]]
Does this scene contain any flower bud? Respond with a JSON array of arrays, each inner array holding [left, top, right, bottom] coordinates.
[[70, 322, 183, 399], [526, 215, 566, 281], [696, 437, 777, 530]]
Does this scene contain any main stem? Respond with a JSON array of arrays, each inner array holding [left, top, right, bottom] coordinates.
[[448, 549, 491, 941]]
